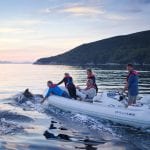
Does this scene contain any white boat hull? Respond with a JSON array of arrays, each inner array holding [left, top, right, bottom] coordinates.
[[47, 95, 150, 129]]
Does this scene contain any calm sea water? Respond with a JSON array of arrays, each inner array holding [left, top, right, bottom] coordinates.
[[0, 64, 150, 150], [0, 64, 150, 99]]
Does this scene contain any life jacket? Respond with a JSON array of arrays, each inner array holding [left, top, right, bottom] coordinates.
[[50, 84, 57, 88], [87, 74, 95, 79], [127, 70, 138, 81], [87, 74, 96, 87], [64, 76, 73, 87]]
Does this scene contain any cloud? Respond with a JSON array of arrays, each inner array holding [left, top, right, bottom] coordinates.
[[41, 4, 127, 21], [103, 0, 150, 14], [40, 1, 105, 17], [0, 19, 47, 35], [0, 27, 35, 34], [62, 6, 104, 16], [14, 19, 46, 26], [137, 0, 150, 4], [104, 14, 127, 21], [1, 19, 47, 28]]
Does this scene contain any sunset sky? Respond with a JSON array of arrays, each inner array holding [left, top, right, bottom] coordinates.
[[0, 0, 150, 62]]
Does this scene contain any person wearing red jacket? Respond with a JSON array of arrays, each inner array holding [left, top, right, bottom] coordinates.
[[87, 69, 98, 93]]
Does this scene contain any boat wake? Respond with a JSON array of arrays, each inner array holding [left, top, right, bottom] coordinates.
[[0, 110, 32, 136], [5, 90, 150, 135], [0, 117, 24, 135], [0, 90, 150, 150]]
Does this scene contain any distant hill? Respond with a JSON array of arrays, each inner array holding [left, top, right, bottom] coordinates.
[[0, 61, 12, 64], [34, 30, 150, 65]]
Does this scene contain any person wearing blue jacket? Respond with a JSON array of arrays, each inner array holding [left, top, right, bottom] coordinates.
[[123, 64, 138, 106], [41, 81, 70, 103]]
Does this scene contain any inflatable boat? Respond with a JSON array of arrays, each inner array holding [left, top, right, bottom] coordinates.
[[47, 91, 150, 129]]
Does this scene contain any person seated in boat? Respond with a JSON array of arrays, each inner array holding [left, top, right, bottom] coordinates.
[[57, 73, 77, 99], [123, 64, 139, 106], [77, 79, 96, 100], [87, 69, 98, 93], [41, 81, 70, 103]]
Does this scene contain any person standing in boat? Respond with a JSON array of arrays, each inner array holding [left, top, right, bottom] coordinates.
[[87, 69, 98, 93], [41, 81, 70, 103], [57, 73, 77, 99], [123, 64, 139, 106]]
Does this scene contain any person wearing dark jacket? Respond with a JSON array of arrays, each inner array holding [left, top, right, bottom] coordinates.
[[123, 64, 138, 106], [87, 69, 98, 93], [57, 73, 77, 99]]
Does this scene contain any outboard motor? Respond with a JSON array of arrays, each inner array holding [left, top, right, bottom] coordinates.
[[107, 91, 127, 102], [107, 91, 119, 100], [119, 94, 126, 101]]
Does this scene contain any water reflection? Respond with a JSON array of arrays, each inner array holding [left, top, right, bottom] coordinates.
[[43, 120, 108, 150]]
